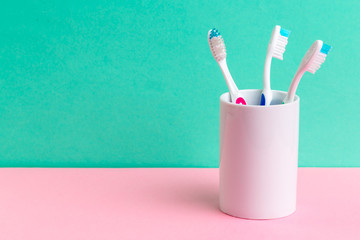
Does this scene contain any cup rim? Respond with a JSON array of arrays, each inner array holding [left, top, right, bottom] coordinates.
[[220, 89, 300, 108]]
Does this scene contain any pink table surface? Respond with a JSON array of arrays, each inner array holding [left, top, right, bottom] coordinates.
[[0, 168, 359, 240]]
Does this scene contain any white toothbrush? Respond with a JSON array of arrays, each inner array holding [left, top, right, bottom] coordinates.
[[283, 40, 332, 104], [261, 25, 291, 106], [208, 28, 246, 105]]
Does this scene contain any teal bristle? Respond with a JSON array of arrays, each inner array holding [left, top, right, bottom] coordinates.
[[320, 43, 332, 55], [209, 28, 221, 39], [280, 28, 291, 37]]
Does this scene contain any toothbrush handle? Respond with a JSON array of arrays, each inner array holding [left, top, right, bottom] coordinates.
[[218, 60, 239, 100], [263, 54, 272, 91], [285, 69, 305, 102], [261, 50, 273, 106]]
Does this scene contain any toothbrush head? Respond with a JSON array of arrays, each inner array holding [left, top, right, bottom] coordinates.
[[269, 25, 291, 60], [301, 40, 332, 74], [208, 28, 226, 62]]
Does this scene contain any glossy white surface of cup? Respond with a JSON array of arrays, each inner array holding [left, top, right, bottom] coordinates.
[[219, 89, 299, 219]]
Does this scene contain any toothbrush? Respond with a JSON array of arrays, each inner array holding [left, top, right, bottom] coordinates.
[[282, 40, 332, 104], [261, 25, 291, 106], [208, 28, 246, 105]]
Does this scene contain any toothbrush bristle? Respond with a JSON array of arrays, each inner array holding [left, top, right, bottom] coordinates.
[[208, 28, 226, 61], [272, 28, 290, 60], [280, 28, 291, 38], [307, 48, 329, 74], [209, 28, 221, 39], [320, 43, 332, 55]]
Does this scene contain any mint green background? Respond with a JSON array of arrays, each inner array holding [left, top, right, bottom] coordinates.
[[0, 0, 359, 167]]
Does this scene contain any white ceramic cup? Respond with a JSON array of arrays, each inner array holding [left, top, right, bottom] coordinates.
[[219, 89, 299, 219]]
